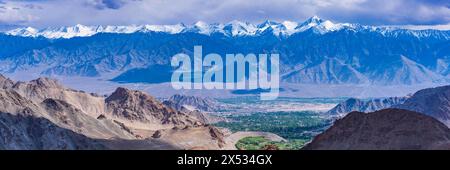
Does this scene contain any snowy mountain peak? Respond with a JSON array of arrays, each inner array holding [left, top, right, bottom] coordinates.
[[141, 24, 185, 34], [258, 20, 280, 28], [282, 21, 298, 30], [189, 21, 224, 35], [7, 27, 38, 37], [313, 20, 345, 34], [306, 16, 324, 24], [25, 24, 99, 39], [257, 20, 304, 36], [256, 20, 281, 34], [295, 16, 342, 33], [299, 16, 325, 27], [194, 21, 209, 28], [222, 20, 257, 36]]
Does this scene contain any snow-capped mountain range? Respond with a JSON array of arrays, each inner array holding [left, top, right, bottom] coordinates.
[[4, 16, 448, 39], [0, 16, 449, 88]]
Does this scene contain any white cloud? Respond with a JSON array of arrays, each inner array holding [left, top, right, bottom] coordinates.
[[0, 2, 38, 24], [390, 24, 450, 30], [0, 0, 448, 28]]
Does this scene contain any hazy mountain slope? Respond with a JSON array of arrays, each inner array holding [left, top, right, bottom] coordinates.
[[369, 55, 444, 85], [303, 109, 450, 150], [327, 97, 408, 115], [282, 58, 368, 84], [394, 85, 450, 126]]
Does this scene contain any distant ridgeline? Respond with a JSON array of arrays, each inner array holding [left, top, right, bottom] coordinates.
[[0, 16, 449, 85]]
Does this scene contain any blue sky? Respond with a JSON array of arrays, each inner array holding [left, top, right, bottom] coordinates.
[[0, 0, 448, 28]]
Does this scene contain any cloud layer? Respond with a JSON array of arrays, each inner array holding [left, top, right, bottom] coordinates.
[[0, 0, 448, 28]]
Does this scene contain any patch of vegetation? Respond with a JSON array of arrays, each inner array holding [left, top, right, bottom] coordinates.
[[215, 111, 332, 140], [235, 136, 308, 150], [215, 111, 332, 150]]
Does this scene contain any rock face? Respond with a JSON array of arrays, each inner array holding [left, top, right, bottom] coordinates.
[[394, 85, 450, 126], [163, 94, 219, 112], [162, 94, 225, 124], [0, 74, 225, 150], [327, 97, 408, 116], [0, 74, 14, 89], [303, 109, 450, 150], [106, 88, 201, 130], [40, 98, 134, 139]]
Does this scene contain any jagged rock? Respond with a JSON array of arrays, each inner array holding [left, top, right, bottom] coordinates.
[[97, 114, 106, 120], [0, 74, 14, 89], [208, 126, 226, 148], [112, 120, 134, 135], [105, 87, 202, 130], [152, 130, 162, 138]]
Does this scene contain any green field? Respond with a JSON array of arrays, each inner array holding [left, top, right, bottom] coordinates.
[[235, 136, 308, 150], [214, 111, 332, 150]]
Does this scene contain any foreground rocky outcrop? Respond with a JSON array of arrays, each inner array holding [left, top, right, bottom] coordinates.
[[394, 85, 450, 126], [0, 74, 227, 150], [327, 97, 408, 116], [303, 109, 450, 150], [106, 88, 201, 130], [0, 113, 105, 150]]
